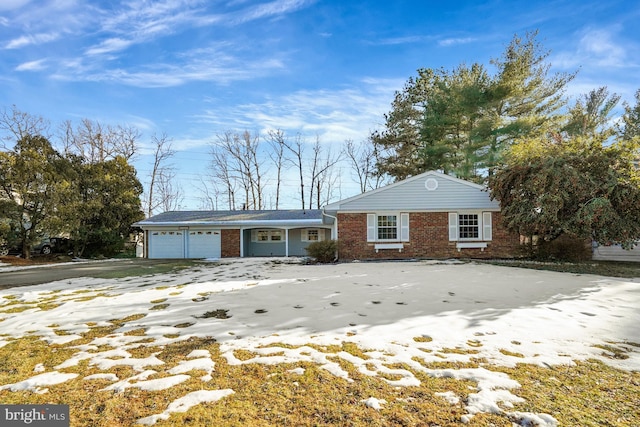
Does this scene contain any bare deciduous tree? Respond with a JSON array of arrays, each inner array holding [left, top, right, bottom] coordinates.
[[59, 118, 139, 163], [208, 144, 238, 210], [145, 133, 182, 217], [308, 136, 341, 209], [201, 129, 348, 210], [267, 129, 286, 209], [212, 131, 265, 210], [195, 175, 221, 210], [279, 133, 306, 209], [0, 105, 50, 148], [345, 137, 389, 193], [155, 169, 183, 213]]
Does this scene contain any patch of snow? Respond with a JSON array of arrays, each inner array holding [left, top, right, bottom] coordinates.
[[129, 375, 191, 391], [435, 391, 460, 405], [84, 373, 119, 382], [186, 349, 210, 359], [287, 367, 305, 375], [508, 411, 558, 427], [0, 371, 78, 392], [99, 371, 191, 392], [168, 357, 215, 376], [361, 397, 386, 410], [33, 363, 45, 373], [320, 361, 353, 382], [137, 389, 234, 425]]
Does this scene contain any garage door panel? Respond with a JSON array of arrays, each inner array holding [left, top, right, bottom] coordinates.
[[149, 230, 184, 258], [187, 230, 221, 259]]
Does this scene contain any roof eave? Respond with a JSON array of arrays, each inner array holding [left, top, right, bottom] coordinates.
[[134, 219, 327, 228]]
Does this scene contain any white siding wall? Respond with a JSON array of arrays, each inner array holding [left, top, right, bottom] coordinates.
[[331, 173, 500, 211]]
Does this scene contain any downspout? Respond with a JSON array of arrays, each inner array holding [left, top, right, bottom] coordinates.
[[321, 208, 339, 261]]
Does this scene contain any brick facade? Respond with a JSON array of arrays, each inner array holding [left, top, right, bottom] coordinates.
[[337, 212, 521, 260], [221, 229, 240, 257]]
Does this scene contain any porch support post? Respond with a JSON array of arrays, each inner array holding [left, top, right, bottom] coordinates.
[[285, 228, 289, 257], [240, 227, 244, 257]]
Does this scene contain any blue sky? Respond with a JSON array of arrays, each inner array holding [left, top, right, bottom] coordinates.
[[1, 0, 639, 211]]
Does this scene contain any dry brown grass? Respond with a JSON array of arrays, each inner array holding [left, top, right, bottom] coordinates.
[[0, 327, 638, 427]]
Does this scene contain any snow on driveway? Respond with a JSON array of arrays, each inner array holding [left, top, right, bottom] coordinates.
[[0, 258, 638, 425]]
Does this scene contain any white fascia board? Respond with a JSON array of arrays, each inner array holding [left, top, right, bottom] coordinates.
[[136, 219, 326, 228], [332, 207, 501, 214]]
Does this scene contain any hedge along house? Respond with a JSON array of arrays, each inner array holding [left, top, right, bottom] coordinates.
[[133, 210, 333, 259], [322, 170, 521, 260]]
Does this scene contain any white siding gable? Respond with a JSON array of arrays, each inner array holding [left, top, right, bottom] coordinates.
[[325, 171, 500, 212]]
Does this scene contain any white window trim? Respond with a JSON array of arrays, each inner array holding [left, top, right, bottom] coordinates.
[[366, 212, 409, 242], [457, 213, 481, 241], [448, 212, 493, 242], [251, 229, 284, 243], [301, 228, 325, 242]]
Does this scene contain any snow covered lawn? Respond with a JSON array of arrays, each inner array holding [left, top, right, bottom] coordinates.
[[0, 258, 638, 426]]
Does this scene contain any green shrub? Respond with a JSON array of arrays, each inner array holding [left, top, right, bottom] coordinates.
[[305, 240, 340, 263]]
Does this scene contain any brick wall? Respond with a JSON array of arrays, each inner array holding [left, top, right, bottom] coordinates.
[[337, 212, 521, 260], [221, 229, 240, 257]]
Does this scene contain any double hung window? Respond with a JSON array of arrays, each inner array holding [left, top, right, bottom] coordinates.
[[458, 214, 479, 239], [367, 213, 409, 242], [254, 230, 283, 242], [448, 212, 492, 241], [302, 229, 324, 242], [377, 215, 398, 240]]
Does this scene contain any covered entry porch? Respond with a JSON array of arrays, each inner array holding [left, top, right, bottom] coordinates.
[[241, 227, 331, 257]]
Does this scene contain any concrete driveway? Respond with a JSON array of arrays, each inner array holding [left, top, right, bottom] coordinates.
[[0, 259, 180, 289]]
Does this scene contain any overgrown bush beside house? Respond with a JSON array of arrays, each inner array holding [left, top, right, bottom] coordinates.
[[531, 234, 592, 262], [305, 240, 340, 263]]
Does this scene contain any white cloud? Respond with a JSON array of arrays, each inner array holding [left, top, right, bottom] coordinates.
[[5, 0, 90, 33], [85, 37, 133, 56], [577, 28, 627, 67], [438, 37, 475, 47], [231, 0, 316, 24], [5, 32, 59, 49], [553, 27, 633, 70], [195, 78, 400, 145], [54, 38, 287, 87], [376, 35, 425, 46], [15, 59, 47, 71]]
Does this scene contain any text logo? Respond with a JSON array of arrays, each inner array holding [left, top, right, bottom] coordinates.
[[0, 405, 69, 426]]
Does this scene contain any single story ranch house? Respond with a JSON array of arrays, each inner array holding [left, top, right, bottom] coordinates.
[[134, 171, 521, 260]]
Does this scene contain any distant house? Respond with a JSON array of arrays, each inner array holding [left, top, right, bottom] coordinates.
[[592, 242, 640, 262], [134, 171, 521, 259]]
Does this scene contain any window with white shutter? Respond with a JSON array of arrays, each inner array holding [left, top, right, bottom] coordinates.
[[367, 213, 408, 242]]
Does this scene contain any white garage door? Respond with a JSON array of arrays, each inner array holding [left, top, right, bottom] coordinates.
[[187, 230, 221, 258], [149, 230, 185, 259]]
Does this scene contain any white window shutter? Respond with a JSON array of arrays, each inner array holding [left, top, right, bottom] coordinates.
[[367, 214, 376, 242], [301, 229, 308, 242], [318, 229, 325, 241], [251, 229, 257, 242], [483, 212, 493, 241], [400, 213, 409, 241], [448, 213, 458, 241]]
